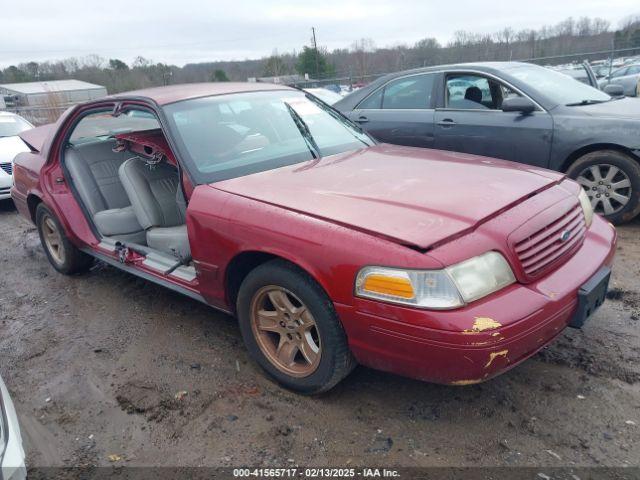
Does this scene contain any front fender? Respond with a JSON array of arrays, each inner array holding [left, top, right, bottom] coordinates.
[[186, 185, 442, 311], [549, 115, 640, 170]]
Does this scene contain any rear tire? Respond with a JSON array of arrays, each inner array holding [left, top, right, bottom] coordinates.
[[566, 150, 640, 225], [236, 259, 355, 394], [36, 203, 94, 275]]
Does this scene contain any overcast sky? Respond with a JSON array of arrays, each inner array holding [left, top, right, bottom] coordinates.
[[1, 0, 638, 68]]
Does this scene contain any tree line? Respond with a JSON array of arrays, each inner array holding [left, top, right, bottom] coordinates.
[[1, 15, 639, 94]]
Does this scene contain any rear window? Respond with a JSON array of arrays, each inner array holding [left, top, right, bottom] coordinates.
[[0, 115, 32, 138], [611, 67, 628, 78], [69, 109, 159, 144]]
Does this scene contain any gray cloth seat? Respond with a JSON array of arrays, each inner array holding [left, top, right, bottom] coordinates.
[[146, 226, 190, 259], [65, 140, 146, 243], [118, 157, 190, 259], [93, 206, 143, 236]]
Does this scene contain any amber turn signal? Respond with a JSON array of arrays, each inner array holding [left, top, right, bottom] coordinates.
[[361, 273, 415, 299]]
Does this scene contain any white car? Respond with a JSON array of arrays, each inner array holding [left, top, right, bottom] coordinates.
[[598, 64, 640, 97], [0, 112, 33, 201], [0, 375, 26, 480], [303, 88, 344, 105]]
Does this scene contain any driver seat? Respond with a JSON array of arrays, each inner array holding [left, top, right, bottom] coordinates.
[[464, 86, 483, 104], [118, 157, 191, 259]]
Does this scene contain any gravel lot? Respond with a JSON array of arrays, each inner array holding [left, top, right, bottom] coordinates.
[[1, 200, 639, 470]]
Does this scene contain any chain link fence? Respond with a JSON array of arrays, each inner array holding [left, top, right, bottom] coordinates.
[[4, 46, 639, 124], [289, 46, 640, 89], [5, 105, 70, 126]]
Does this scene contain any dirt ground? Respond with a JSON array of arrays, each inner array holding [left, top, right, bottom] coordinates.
[[1, 200, 639, 470]]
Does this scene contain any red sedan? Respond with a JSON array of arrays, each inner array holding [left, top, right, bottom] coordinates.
[[11, 83, 616, 393]]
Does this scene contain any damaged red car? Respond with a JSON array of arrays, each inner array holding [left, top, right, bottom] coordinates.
[[11, 83, 616, 393]]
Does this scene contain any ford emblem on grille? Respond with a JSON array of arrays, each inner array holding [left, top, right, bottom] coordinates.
[[560, 230, 571, 242]]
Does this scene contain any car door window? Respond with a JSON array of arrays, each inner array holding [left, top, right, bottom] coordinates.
[[446, 74, 521, 110], [358, 74, 435, 110], [500, 84, 521, 101], [626, 66, 640, 75], [358, 88, 383, 109], [381, 74, 434, 109]]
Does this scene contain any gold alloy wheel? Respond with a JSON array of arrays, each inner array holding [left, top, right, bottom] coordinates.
[[41, 214, 65, 265], [250, 286, 321, 377]]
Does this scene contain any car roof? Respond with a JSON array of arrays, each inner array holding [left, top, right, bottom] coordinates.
[[109, 82, 295, 106], [371, 61, 532, 83], [334, 61, 533, 111]]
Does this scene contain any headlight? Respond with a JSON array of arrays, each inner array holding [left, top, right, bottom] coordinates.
[[578, 188, 593, 228], [355, 251, 515, 309]]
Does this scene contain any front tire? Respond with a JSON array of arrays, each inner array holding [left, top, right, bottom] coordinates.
[[567, 150, 640, 225], [237, 259, 355, 394], [36, 203, 93, 274]]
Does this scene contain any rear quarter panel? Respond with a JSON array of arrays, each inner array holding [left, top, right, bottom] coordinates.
[[12, 122, 63, 221], [11, 150, 46, 221]]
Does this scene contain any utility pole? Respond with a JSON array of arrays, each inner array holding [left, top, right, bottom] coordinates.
[[311, 27, 320, 80], [608, 38, 615, 80]]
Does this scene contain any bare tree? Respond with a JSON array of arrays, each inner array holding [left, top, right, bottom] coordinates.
[[351, 38, 376, 79], [263, 50, 290, 77], [592, 18, 611, 34]]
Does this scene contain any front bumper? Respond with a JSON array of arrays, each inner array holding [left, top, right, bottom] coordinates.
[[336, 215, 617, 385], [0, 175, 11, 201], [0, 377, 26, 480]]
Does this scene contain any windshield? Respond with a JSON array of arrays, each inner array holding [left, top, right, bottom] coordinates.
[[508, 65, 611, 106], [164, 90, 373, 183], [0, 115, 32, 138]]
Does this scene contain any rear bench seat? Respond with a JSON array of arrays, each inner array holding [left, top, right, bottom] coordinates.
[[65, 140, 146, 244]]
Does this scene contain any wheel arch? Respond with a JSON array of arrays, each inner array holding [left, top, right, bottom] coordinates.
[[27, 193, 43, 223], [561, 143, 640, 173], [224, 250, 333, 313]]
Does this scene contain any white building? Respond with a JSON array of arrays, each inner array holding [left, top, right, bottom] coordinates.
[[0, 79, 107, 107]]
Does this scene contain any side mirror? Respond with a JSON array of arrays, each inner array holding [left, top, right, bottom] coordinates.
[[502, 97, 536, 114], [603, 84, 624, 96]]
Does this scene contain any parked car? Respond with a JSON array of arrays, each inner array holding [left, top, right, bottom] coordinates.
[[592, 63, 613, 79], [303, 87, 343, 105], [548, 62, 601, 90], [321, 84, 342, 94], [555, 66, 594, 86], [0, 375, 26, 480], [335, 62, 640, 224], [12, 83, 615, 393], [598, 64, 640, 97], [0, 112, 33, 201]]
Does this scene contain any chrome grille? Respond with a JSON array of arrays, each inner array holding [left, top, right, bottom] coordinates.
[[0, 163, 12, 175], [514, 204, 586, 277]]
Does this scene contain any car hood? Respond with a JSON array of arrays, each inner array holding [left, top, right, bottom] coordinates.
[[0, 135, 30, 165], [211, 145, 563, 249], [575, 97, 640, 119]]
